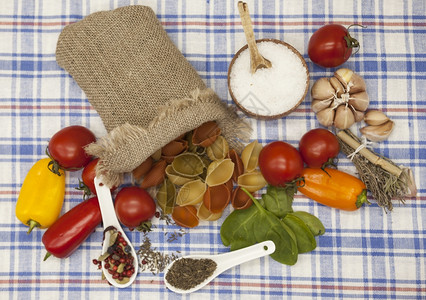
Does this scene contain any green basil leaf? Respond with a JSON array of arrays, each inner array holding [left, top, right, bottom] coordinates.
[[220, 203, 259, 248], [262, 185, 294, 218], [220, 194, 298, 266], [282, 214, 316, 254], [291, 211, 326, 236], [252, 204, 298, 265]]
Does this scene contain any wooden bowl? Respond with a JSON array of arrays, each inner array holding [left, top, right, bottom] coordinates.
[[227, 38, 310, 120]]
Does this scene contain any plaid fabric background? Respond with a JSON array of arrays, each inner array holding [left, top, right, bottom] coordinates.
[[0, 0, 425, 299]]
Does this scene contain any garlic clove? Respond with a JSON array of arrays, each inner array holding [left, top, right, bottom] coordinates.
[[329, 76, 346, 96], [403, 168, 417, 198], [348, 91, 370, 112], [334, 69, 366, 94], [334, 105, 355, 129], [351, 108, 365, 122], [364, 110, 390, 126], [311, 98, 332, 113], [311, 78, 335, 100], [316, 107, 335, 127], [360, 120, 395, 142], [347, 73, 367, 94], [334, 68, 354, 85]]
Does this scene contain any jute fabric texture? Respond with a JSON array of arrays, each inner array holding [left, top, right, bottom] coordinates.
[[55, 5, 250, 187]]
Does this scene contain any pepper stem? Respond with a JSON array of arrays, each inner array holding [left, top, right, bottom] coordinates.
[[355, 189, 370, 208], [26, 219, 40, 234], [43, 252, 52, 261]]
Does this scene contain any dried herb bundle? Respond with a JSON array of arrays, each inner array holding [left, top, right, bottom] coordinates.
[[337, 129, 416, 212]]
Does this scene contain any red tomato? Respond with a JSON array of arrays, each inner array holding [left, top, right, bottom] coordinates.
[[299, 128, 340, 168], [308, 24, 362, 68], [78, 158, 116, 198], [114, 186, 156, 229], [258, 141, 304, 187], [48, 125, 96, 170], [81, 158, 98, 195]]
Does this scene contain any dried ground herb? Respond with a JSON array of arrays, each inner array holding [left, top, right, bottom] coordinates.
[[136, 212, 189, 275], [137, 234, 180, 274], [165, 258, 217, 290]]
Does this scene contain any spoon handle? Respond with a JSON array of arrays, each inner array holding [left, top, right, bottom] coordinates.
[[94, 176, 121, 229], [237, 1, 271, 73], [238, 2, 257, 55], [216, 240, 275, 273]]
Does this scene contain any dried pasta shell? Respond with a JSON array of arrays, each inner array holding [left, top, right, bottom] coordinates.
[[141, 160, 167, 189], [241, 140, 263, 173], [206, 136, 229, 161], [227, 149, 244, 182], [132, 157, 153, 181], [175, 133, 186, 141], [151, 148, 162, 161], [192, 121, 221, 147], [237, 171, 267, 192], [156, 179, 176, 214], [231, 186, 253, 210], [205, 158, 234, 187], [185, 131, 197, 152], [162, 140, 188, 157], [197, 203, 222, 221], [225, 178, 234, 193], [195, 146, 206, 156], [162, 155, 177, 164], [199, 155, 212, 169], [172, 205, 199, 228], [203, 184, 231, 213], [165, 165, 193, 186], [171, 152, 205, 177], [162, 139, 187, 156], [176, 179, 206, 206]]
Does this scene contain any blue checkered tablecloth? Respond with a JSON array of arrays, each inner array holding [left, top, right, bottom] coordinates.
[[0, 0, 425, 299]]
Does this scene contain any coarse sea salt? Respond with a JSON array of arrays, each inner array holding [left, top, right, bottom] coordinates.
[[229, 41, 308, 117]]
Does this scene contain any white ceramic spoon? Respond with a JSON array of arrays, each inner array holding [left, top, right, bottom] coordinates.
[[94, 177, 139, 288], [163, 240, 275, 294]]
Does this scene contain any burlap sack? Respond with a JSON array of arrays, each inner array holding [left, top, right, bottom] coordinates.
[[56, 5, 251, 187]]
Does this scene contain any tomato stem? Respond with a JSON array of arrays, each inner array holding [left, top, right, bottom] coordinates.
[[76, 179, 92, 200], [321, 157, 337, 171], [45, 147, 83, 175], [136, 220, 152, 232], [344, 24, 367, 56]]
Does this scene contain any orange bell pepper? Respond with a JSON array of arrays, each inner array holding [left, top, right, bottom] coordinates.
[[298, 168, 368, 211]]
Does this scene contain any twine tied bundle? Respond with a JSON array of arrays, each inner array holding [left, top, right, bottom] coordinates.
[[56, 5, 251, 187]]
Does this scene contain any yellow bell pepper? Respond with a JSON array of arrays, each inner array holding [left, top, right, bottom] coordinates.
[[15, 158, 66, 233]]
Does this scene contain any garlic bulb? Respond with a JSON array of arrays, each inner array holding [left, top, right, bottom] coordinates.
[[311, 68, 369, 129]]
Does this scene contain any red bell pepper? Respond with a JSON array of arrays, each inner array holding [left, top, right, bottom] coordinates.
[[42, 196, 102, 260]]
